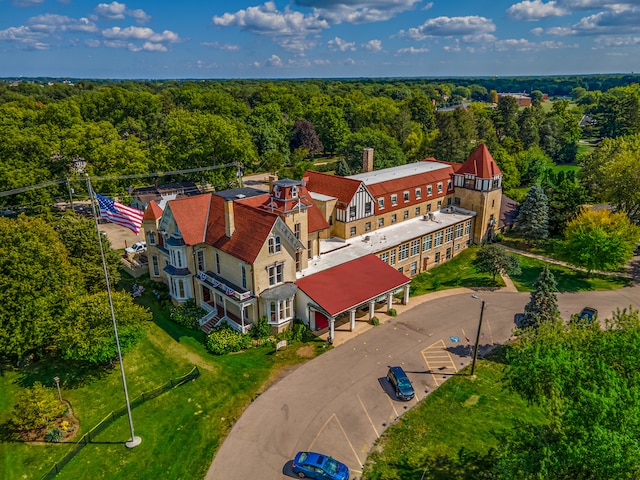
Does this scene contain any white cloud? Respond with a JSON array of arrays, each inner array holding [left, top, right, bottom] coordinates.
[[85, 39, 101, 47], [399, 16, 495, 41], [0, 25, 46, 46], [213, 2, 328, 36], [506, 0, 567, 21], [266, 54, 284, 67], [12, 0, 44, 7], [313, 58, 331, 65], [26, 14, 98, 33], [101, 26, 179, 43], [94, 2, 151, 24], [594, 35, 640, 47], [294, 0, 421, 24], [201, 41, 241, 51], [530, 27, 545, 35], [328, 36, 356, 51], [362, 39, 382, 51], [546, 5, 640, 36], [396, 46, 429, 54]]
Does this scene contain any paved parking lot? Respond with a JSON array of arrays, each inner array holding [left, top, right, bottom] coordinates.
[[207, 285, 640, 479]]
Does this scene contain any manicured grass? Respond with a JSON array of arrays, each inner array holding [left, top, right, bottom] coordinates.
[[409, 247, 504, 297], [362, 358, 546, 480], [511, 254, 631, 292], [0, 296, 327, 480], [552, 163, 580, 174]]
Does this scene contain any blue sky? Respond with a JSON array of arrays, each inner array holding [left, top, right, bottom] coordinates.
[[2, 0, 640, 79]]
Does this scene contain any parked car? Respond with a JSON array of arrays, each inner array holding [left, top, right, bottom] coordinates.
[[578, 307, 598, 323], [125, 241, 146, 255], [292, 451, 350, 480], [387, 366, 415, 401]]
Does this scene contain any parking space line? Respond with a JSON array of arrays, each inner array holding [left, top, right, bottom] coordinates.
[[422, 339, 458, 386], [307, 413, 363, 469], [357, 394, 380, 439], [387, 394, 400, 419]]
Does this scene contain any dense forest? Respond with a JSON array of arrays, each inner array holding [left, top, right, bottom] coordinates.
[[1, 75, 640, 226]]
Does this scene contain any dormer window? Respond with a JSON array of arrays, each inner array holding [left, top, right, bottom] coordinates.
[[427, 185, 432, 196], [437, 182, 443, 193], [291, 185, 298, 198], [268, 235, 282, 254], [403, 191, 410, 202], [273, 185, 281, 199], [378, 198, 384, 209], [391, 194, 398, 206], [447, 180, 453, 191], [415, 188, 421, 199]]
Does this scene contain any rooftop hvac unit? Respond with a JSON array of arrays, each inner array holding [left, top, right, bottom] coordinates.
[[422, 214, 429, 221]]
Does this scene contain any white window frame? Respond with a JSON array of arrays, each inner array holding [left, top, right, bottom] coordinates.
[[390, 249, 396, 266], [378, 198, 385, 209], [196, 250, 205, 272], [434, 231, 443, 247], [415, 188, 421, 199], [446, 227, 453, 243], [410, 239, 420, 257], [399, 243, 409, 261], [151, 255, 160, 276], [380, 252, 389, 263], [268, 263, 284, 286], [455, 224, 464, 239], [423, 235, 432, 252], [268, 235, 282, 254], [403, 191, 410, 202], [391, 194, 398, 206], [427, 185, 432, 196], [465, 220, 472, 235]]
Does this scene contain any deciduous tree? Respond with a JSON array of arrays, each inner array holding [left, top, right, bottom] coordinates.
[[474, 244, 521, 283], [563, 208, 640, 275]]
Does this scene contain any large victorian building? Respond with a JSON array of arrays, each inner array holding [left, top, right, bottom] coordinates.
[[142, 144, 502, 340]]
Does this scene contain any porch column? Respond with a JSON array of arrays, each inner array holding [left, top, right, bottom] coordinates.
[[240, 303, 245, 329], [387, 292, 393, 312], [403, 284, 410, 305], [329, 318, 335, 343], [369, 300, 376, 320], [350, 309, 356, 331], [223, 297, 228, 317]]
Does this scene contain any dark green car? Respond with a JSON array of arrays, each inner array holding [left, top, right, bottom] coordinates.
[[387, 366, 415, 401]]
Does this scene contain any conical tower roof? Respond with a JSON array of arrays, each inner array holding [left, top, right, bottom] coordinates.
[[457, 144, 502, 178]]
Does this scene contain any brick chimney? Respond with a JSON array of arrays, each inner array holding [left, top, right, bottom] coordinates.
[[363, 148, 374, 173], [224, 200, 235, 237]]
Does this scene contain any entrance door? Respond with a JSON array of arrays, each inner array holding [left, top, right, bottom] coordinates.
[[314, 311, 329, 330]]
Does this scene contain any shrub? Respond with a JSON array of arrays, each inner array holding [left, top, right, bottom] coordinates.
[[45, 427, 64, 443], [388, 308, 397, 317], [169, 298, 206, 330], [13, 382, 66, 432], [252, 316, 271, 340], [206, 327, 252, 355], [292, 323, 306, 342], [371, 317, 380, 326]]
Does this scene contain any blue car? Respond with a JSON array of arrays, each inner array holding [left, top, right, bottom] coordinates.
[[387, 366, 415, 401], [292, 451, 350, 480]]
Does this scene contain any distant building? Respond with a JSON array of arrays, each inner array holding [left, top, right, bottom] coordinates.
[[497, 93, 532, 107], [130, 181, 199, 210]]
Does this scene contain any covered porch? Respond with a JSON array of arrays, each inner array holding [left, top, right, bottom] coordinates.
[[196, 271, 256, 334], [296, 254, 411, 344]]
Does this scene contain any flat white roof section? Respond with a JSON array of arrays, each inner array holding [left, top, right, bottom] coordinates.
[[348, 161, 450, 185], [298, 207, 476, 278], [309, 191, 337, 202]]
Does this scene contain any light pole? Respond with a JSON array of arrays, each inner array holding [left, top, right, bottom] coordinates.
[[53, 376, 62, 403], [470, 295, 485, 377]]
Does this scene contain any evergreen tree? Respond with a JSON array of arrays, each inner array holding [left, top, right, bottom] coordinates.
[[515, 184, 549, 243], [334, 159, 351, 177], [521, 265, 560, 328]]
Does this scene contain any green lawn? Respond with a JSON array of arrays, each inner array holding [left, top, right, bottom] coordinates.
[[511, 254, 631, 292], [409, 247, 504, 297], [0, 296, 327, 480], [362, 358, 546, 480]]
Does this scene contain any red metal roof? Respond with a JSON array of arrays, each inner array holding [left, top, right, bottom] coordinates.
[[167, 194, 212, 245], [456, 144, 502, 178], [296, 255, 411, 317], [304, 170, 362, 207], [205, 195, 278, 264], [143, 200, 163, 220]]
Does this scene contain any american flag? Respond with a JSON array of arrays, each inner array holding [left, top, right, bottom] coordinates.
[[96, 194, 144, 235]]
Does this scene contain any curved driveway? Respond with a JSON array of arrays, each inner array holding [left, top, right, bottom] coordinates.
[[207, 285, 640, 480]]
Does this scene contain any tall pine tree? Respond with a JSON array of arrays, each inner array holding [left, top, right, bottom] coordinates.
[[521, 265, 560, 328], [515, 183, 549, 243]]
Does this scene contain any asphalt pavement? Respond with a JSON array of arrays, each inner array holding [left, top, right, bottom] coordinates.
[[206, 283, 640, 479]]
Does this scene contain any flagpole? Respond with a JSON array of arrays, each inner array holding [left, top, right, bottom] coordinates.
[[86, 177, 141, 448]]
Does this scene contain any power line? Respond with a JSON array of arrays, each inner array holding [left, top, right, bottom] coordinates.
[[0, 163, 241, 198]]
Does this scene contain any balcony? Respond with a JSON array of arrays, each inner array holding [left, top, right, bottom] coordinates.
[[197, 270, 253, 302]]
